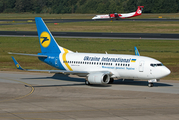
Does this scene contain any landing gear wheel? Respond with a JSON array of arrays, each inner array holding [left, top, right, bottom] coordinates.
[[108, 78, 114, 84], [85, 80, 90, 85], [148, 83, 153, 87]]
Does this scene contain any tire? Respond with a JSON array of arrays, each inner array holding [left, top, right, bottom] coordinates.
[[85, 80, 90, 85], [148, 83, 153, 87]]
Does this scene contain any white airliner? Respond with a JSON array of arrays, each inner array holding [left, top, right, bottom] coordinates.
[[10, 17, 170, 87], [92, 6, 144, 20]]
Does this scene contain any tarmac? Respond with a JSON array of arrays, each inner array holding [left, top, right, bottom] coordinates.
[[0, 71, 179, 120]]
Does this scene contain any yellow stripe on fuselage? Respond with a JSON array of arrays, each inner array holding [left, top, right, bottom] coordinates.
[[62, 48, 73, 71]]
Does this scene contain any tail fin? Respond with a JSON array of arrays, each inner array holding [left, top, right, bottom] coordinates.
[[135, 6, 144, 16], [35, 17, 73, 54]]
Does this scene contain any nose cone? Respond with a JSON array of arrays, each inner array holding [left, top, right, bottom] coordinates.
[[152, 66, 171, 79], [161, 67, 171, 78], [165, 67, 171, 76]]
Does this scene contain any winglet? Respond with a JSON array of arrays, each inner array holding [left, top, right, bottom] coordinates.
[[134, 46, 140, 56], [11, 56, 24, 70]]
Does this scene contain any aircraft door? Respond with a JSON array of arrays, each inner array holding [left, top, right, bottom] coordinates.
[[139, 61, 144, 72]]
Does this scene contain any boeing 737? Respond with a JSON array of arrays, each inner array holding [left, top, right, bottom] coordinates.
[[10, 17, 170, 87], [92, 6, 144, 20]]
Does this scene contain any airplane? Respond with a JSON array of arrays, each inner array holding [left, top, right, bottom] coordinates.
[[9, 17, 170, 87], [92, 6, 144, 20]]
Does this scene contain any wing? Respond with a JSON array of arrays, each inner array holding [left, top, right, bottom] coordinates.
[[11, 56, 112, 76]]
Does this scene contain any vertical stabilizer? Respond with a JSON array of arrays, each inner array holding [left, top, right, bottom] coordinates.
[[35, 17, 73, 54], [135, 6, 144, 16]]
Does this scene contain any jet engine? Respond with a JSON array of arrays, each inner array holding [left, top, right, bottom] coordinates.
[[87, 73, 110, 84]]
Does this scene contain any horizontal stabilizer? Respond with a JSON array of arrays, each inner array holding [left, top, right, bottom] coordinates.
[[8, 52, 47, 57]]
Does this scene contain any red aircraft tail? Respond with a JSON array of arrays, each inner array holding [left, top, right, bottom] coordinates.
[[134, 6, 144, 16]]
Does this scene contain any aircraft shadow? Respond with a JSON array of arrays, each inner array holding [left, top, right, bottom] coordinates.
[[22, 73, 172, 87], [113, 79, 173, 87], [22, 73, 85, 82], [23, 73, 111, 87]]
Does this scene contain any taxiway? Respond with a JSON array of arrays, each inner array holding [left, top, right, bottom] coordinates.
[[0, 71, 179, 120]]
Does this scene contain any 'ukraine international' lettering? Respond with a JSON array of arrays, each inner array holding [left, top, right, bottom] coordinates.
[[84, 56, 131, 63]]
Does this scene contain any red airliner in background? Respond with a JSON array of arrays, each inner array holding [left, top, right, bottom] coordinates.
[[92, 6, 144, 20]]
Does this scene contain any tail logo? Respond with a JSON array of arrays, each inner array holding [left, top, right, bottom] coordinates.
[[40, 32, 51, 48], [137, 10, 141, 14], [16, 64, 19, 68]]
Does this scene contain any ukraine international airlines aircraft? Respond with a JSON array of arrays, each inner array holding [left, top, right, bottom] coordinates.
[[10, 17, 170, 87], [92, 6, 144, 20]]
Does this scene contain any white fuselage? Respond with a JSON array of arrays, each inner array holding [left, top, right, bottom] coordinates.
[[92, 12, 136, 20], [57, 52, 170, 80]]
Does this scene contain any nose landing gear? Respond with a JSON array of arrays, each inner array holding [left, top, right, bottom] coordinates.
[[148, 79, 159, 87]]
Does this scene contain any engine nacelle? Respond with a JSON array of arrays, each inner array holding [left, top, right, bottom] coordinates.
[[87, 73, 110, 84]]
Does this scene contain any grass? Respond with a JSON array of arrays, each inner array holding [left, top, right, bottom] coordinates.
[[0, 13, 179, 19], [1, 13, 179, 34], [0, 13, 95, 19], [0, 36, 179, 80], [1, 21, 179, 33]]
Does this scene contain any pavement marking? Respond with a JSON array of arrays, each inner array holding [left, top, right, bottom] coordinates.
[[0, 77, 34, 102]]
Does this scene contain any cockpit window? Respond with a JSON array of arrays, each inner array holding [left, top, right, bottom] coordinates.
[[150, 63, 164, 67], [157, 63, 163, 66]]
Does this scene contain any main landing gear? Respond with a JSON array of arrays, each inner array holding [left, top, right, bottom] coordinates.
[[85, 80, 90, 85], [148, 83, 154, 87]]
